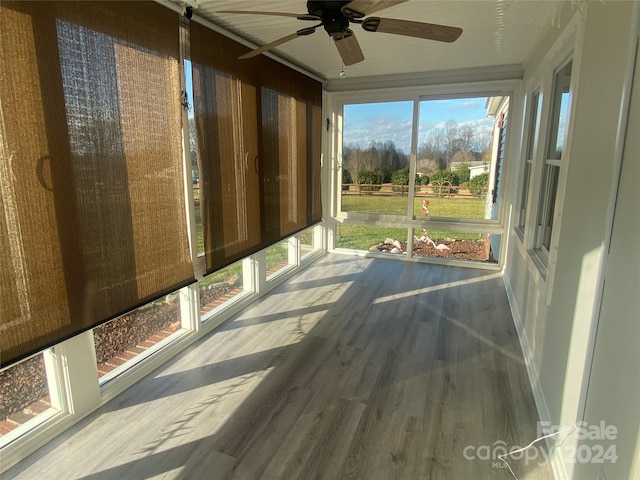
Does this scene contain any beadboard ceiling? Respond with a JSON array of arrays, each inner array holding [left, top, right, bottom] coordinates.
[[185, 0, 558, 82]]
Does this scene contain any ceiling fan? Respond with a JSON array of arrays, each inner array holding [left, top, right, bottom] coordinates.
[[218, 0, 463, 66]]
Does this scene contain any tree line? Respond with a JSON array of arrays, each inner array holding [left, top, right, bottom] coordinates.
[[343, 120, 491, 185]]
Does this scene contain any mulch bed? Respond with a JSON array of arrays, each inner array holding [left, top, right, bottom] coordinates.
[[0, 356, 48, 421], [372, 238, 494, 262], [200, 284, 233, 309], [94, 300, 180, 366]]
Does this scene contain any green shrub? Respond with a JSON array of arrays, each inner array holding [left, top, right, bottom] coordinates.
[[342, 169, 352, 190], [469, 172, 489, 195], [416, 174, 430, 185], [358, 170, 383, 191], [455, 163, 471, 184], [390, 168, 431, 192], [431, 169, 459, 186], [430, 169, 459, 193], [391, 167, 409, 192], [391, 167, 410, 184], [413, 174, 430, 193]]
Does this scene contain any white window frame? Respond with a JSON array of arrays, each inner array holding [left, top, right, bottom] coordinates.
[[327, 80, 519, 268], [516, 88, 543, 240], [533, 56, 574, 268]]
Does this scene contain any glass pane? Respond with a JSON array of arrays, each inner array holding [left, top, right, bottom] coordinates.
[[518, 161, 532, 230], [415, 97, 497, 220], [411, 228, 501, 264], [299, 226, 315, 258], [199, 260, 244, 318], [94, 296, 181, 379], [0, 354, 56, 437], [412, 190, 487, 218], [541, 165, 560, 250], [266, 240, 291, 279], [519, 91, 542, 234], [185, 58, 204, 257], [547, 61, 572, 160], [526, 91, 542, 160], [336, 223, 408, 251], [194, 195, 203, 255], [341, 101, 413, 215]]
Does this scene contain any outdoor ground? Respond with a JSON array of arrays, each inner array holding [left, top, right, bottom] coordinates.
[[338, 191, 494, 263], [371, 238, 492, 262]]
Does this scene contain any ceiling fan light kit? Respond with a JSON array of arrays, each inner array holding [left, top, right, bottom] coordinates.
[[218, 0, 462, 66]]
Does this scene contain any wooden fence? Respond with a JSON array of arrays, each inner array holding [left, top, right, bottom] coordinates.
[[341, 183, 488, 198]]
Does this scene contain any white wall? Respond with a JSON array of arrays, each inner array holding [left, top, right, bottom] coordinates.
[[573, 26, 640, 480], [504, 2, 639, 478]]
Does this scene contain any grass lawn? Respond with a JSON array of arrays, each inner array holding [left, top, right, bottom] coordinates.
[[266, 241, 289, 272], [336, 224, 484, 251], [336, 225, 409, 250], [199, 260, 243, 287], [194, 204, 204, 255], [198, 239, 290, 287], [341, 193, 486, 219], [338, 194, 489, 250]]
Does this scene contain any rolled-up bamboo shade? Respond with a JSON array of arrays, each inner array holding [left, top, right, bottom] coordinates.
[[0, 2, 194, 368], [190, 22, 322, 274]]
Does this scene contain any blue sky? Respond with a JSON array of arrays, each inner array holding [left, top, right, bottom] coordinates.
[[344, 97, 495, 153]]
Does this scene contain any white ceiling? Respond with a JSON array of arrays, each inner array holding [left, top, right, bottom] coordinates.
[[188, 0, 558, 82]]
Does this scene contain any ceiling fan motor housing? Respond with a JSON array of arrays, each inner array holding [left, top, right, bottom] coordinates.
[[307, 1, 355, 38]]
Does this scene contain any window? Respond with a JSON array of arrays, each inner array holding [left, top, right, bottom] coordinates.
[[266, 238, 295, 280], [0, 353, 58, 440], [199, 260, 245, 320], [341, 101, 413, 215], [336, 224, 408, 251], [334, 93, 510, 265], [535, 60, 572, 264], [518, 90, 542, 236], [299, 226, 318, 259], [94, 294, 184, 381], [411, 228, 501, 264], [414, 97, 495, 223], [339, 95, 507, 223]]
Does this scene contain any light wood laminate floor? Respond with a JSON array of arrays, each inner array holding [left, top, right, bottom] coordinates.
[[4, 254, 554, 479]]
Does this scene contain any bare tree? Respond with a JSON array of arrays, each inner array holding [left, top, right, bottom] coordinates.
[[443, 120, 460, 168], [473, 131, 492, 160], [418, 128, 446, 170], [458, 123, 476, 152], [416, 157, 440, 175]]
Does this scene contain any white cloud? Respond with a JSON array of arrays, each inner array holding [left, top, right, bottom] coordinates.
[[344, 116, 413, 152]]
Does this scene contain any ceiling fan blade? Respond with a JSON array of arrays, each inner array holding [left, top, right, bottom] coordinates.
[[218, 10, 321, 21], [362, 17, 462, 43], [334, 31, 365, 66], [342, 0, 408, 18], [239, 27, 316, 60]]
